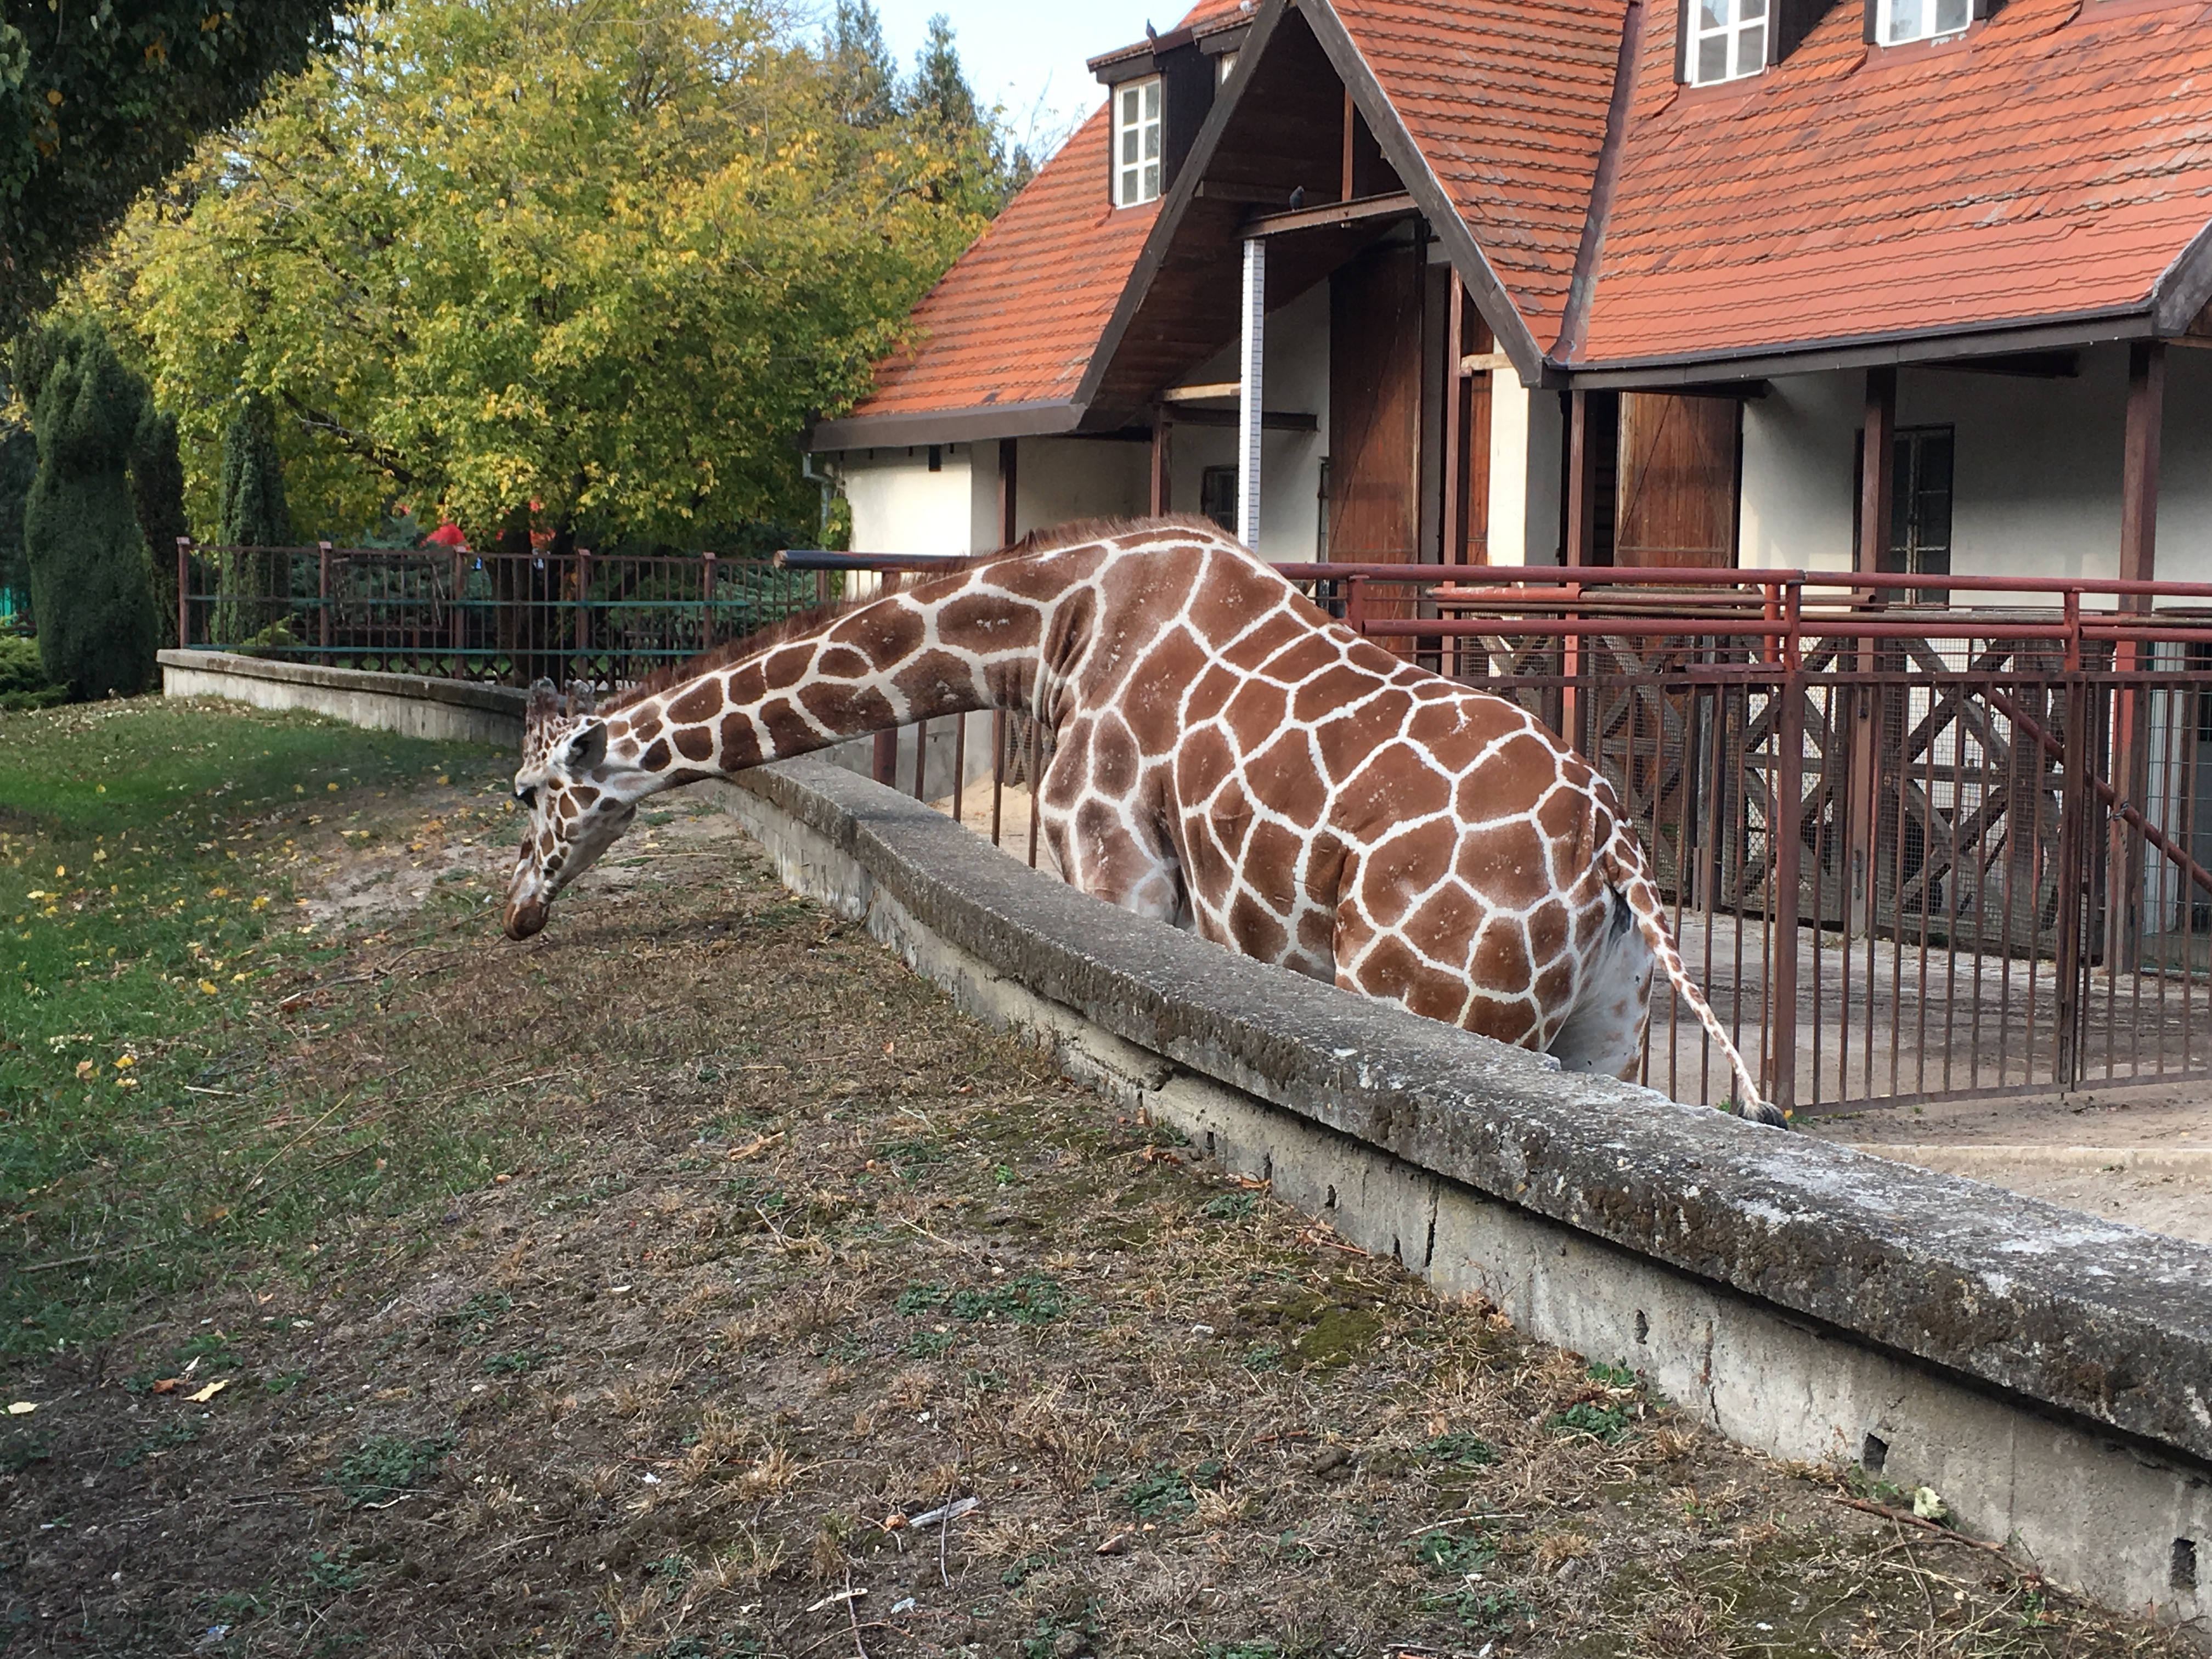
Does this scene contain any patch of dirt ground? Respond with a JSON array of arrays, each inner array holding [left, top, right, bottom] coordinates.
[[2, 789, 2200, 1658], [1805, 1082, 2212, 1245]]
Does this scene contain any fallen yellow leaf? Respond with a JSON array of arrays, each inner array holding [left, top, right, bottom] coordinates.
[[187, 1379, 228, 1404], [75, 1060, 95, 1080], [198, 980, 219, 995]]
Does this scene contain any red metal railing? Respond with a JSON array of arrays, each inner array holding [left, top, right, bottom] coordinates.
[[183, 536, 2212, 1111]]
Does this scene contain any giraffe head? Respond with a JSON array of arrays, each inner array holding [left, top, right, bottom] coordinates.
[[503, 680, 640, 941]]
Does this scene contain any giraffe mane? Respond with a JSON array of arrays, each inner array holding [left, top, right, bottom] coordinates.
[[593, 516, 1230, 716]]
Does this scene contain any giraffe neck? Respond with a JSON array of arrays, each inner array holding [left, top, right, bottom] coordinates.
[[596, 557, 1091, 789]]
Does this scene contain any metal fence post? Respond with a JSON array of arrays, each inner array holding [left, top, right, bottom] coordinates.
[[575, 546, 594, 682], [702, 549, 717, 651], [318, 542, 333, 665], [2055, 671, 2091, 1090], [1768, 583, 1804, 1114], [175, 538, 193, 647], [450, 548, 467, 676]]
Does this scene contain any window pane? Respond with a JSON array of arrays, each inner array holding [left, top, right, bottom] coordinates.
[[1696, 35, 1728, 81], [1145, 123, 1161, 160], [1143, 80, 1160, 119], [1122, 87, 1139, 125], [1700, 0, 1728, 31], [1887, 0, 1925, 41], [1122, 168, 1138, 205], [1740, 0, 1767, 18], [1936, 0, 1970, 30], [1143, 163, 1159, 201], [1736, 23, 1766, 72], [1122, 129, 1138, 165]]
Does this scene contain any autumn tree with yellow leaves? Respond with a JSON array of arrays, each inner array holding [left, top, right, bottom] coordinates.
[[75, 0, 1004, 549]]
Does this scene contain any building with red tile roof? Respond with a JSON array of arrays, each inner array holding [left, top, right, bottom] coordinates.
[[813, 0, 2212, 592]]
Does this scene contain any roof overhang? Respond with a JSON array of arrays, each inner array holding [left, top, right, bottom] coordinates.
[[1565, 307, 2163, 390], [808, 399, 1086, 454]]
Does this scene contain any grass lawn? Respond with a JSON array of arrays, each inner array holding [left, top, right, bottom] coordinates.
[[0, 697, 2198, 1658]]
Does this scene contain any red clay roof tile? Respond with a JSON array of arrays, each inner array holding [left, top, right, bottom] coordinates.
[[1332, 0, 1626, 346], [1576, 0, 2212, 365]]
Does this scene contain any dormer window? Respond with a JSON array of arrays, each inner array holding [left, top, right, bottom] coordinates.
[[1686, 0, 1768, 85], [1115, 77, 1163, 208], [1875, 0, 1970, 43]]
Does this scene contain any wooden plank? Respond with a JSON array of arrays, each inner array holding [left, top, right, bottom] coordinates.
[[1329, 241, 1423, 565], [1245, 190, 1415, 237]]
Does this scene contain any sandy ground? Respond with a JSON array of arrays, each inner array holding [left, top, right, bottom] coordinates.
[[1802, 1080, 2212, 1244]]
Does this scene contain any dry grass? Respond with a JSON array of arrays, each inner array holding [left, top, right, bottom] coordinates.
[[1, 777, 2201, 1658]]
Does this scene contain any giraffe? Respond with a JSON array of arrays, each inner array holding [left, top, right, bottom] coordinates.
[[504, 519, 1782, 1123]]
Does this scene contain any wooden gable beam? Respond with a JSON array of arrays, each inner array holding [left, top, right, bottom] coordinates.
[[1292, 0, 1552, 387]]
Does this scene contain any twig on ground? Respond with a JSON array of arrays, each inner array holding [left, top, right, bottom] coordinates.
[[243, 1094, 358, 1194], [1831, 1494, 2072, 1597], [1402, 1513, 1528, 1539], [22, 1240, 159, 1274]]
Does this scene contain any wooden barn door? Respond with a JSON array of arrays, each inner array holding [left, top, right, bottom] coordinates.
[[1330, 242, 1422, 563], [1614, 393, 1740, 568]]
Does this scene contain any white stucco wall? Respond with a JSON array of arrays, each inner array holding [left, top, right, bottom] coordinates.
[[1007, 437, 1150, 539], [1741, 345, 2212, 589], [840, 445, 981, 557], [1487, 374, 1565, 566]]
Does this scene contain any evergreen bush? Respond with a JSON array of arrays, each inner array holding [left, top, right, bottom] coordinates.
[[0, 390, 32, 622], [216, 398, 293, 643], [0, 634, 64, 710], [14, 323, 160, 701], [132, 406, 190, 647]]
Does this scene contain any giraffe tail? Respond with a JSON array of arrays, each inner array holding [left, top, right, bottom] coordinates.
[[1601, 848, 1788, 1127]]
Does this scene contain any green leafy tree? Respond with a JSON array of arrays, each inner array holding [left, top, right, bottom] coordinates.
[[132, 403, 190, 645], [215, 397, 292, 642], [77, 0, 1001, 553], [13, 321, 159, 699], [0, 0, 349, 337]]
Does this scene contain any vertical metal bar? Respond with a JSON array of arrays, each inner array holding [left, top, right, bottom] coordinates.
[[952, 715, 967, 825], [1943, 672, 1968, 1094], [914, 719, 930, 803], [1770, 594, 1803, 1114], [991, 710, 1007, 850], [577, 546, 594, 684], [1237, 237, 1266, 552], [1889, 675, 1909, 1098], [702, 549, 717, 653], [1026, 716, 1043, 871], [451, 548, 466, 675], [1915, 676, 1936, 1096], [2054, 675, 2090, 1091], [176, 538, 193, 648], [317, 542, 332, 665]]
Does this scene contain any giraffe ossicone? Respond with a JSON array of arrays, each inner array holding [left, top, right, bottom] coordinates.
[[504, 519, 1782, 1124]]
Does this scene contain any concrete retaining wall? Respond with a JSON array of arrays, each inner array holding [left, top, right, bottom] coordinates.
[[161, 649, 2212, 1632], [158, 651, 529, 747]]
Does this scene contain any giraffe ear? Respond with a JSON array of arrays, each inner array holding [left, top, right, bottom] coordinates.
[[564, 680, 596, 718], [563, 719, 608, 773], [527, 680, 561, 726]]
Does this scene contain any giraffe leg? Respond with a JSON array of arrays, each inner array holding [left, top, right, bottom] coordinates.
[[1038, 732, 1186, 926], [1546, 897, 1658, 1084]]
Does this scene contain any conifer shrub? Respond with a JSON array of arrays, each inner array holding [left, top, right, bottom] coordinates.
[[216, 398, 294, 644], [15, 323, 159, 701], [132, 405, 190, 647]]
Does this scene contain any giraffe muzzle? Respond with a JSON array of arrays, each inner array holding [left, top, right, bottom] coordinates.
[[504, 895, 550, 941]]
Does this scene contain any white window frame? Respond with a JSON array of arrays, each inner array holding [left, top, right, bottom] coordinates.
[[1113, 76, 1163, 209], [1875, 0, 1972, 45], [1684, 0, 1769, 86]]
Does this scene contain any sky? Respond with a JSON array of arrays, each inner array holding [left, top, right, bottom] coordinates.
[[868, 1, 1171, 140]]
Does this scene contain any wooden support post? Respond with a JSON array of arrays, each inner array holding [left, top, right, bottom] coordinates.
[[1149, 417, 1172, 518], [1238, 237, 1266, 551], [1846, 366, 1897, 935], [1341, 88, 1357, 202], [1442, 274, 1466, 567], [1560, 391, 1598, 749], [2108, 340, 2166, 973], [998, 437, 1020, 548]]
